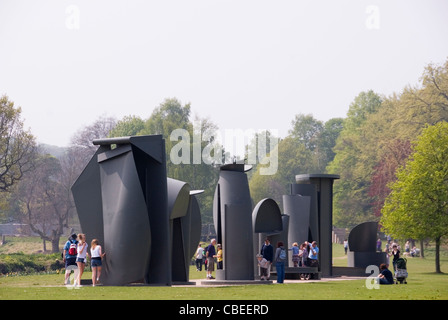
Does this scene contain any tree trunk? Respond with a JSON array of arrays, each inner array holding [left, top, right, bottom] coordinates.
[[435, 236, 441, 273], [51, 236, 60, 254], [43, 239, 47, 252], [419, 239, 424, 258]]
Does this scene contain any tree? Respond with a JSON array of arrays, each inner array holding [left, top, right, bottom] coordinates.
[[381, 122, 448, 273], [109, 98, 221, 224], [12, 154, 68, 252], [289, 114, 323, 151], [0, 95, 36, 193], [110, 115, 145, 137], [327, 91, 383, 227], [368, 139, 412, 217], [70, 115, 117, 169], [316, 117, 344, 172]]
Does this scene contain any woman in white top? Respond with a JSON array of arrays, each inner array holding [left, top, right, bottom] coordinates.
[[76, 233, 88, 286], [90, 239, 105, 286]]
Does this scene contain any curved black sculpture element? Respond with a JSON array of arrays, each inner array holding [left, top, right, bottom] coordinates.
[[167, 178, 204, 283], [347, 221, 387, 268], [252, 198, 282, 233], [348, 221, 378, 252], [213, 163, 254, 280]]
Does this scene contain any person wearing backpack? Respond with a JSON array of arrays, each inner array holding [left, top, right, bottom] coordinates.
[[63, 233, 78, 285], [275, 241, 286, 283]]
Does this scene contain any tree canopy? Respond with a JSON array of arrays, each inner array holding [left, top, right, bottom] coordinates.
[[381, 122, 448, 273]]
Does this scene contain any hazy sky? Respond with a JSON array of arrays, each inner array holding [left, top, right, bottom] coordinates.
[[1, 0, 448, 147]]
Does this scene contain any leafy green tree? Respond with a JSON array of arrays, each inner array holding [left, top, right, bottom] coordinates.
[[0, 95, 36, 193], [289, 114, 323, 151], [110, 115, 145, 137], [316, 117, 344, 172], [327, 91, 383, 227], [381, 122, 448, 273], [109, 98, 220, 224], [250, 136, 312, 207]]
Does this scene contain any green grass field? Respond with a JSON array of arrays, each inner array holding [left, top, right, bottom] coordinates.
[[1, 239, 447, 300]]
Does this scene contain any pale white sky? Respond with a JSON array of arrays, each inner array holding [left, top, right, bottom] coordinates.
[[1, 0, 447, 147]]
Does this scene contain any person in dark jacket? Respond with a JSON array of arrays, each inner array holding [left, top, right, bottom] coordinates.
[[260, 238, 274, 280], [377, 263, 394, 285]]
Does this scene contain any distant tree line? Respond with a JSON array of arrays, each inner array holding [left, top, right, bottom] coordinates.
[[1, 58, 447, 262]]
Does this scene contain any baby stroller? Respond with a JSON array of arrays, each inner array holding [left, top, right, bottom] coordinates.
[[394, 257, 408, 284]]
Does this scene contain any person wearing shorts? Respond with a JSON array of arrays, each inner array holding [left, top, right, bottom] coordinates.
[[205, 239, 217, 280], [90, 239, 105, 286], [63, 234, 78, 285], [75, 233, 88, 286]]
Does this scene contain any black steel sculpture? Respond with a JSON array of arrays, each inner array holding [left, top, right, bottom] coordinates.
[[72, 135, 201, 286], [71, 133, 352, 285], [347, 221, 387, 269]]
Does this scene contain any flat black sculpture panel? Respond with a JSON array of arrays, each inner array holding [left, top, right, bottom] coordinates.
[[283, 194, 311, 267]]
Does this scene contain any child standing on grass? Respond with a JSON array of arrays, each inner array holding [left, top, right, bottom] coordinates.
[[256, 254, 269, 280], [216, 244, 223, 270], [63, 234, 78, 285], [90, 239, 105, 286], [75, 233, 88, 286]]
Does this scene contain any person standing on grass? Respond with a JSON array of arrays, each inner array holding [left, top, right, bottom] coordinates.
[[205, 238, 217, 280], [90, 239, 105, 286], [216, 244, 223, 270], [260, 238, 273, 280], [63, 233, 78, 285], [388, 243, 400, 272], [275, 241, 286, 283], [195, 244, 204, 271], [75, 233, 88, 286], [290, 242, 300, 267], [256, 254, 269, 281], [308, 241, 319, 268]]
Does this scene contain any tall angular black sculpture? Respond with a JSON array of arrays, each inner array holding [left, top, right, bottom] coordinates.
[[213, 163, 254, 280], [72, 135, 171, 286]]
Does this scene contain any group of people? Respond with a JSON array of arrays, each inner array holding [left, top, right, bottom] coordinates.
[[196, 238, 319, 283], [257, 238, 319, 283], [63, 233, 106, 286], [195, 239, 223, 280], [377, 241, 412, 285]]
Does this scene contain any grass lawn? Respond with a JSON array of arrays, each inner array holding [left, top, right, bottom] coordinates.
[[1, 242, 447, 300]]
